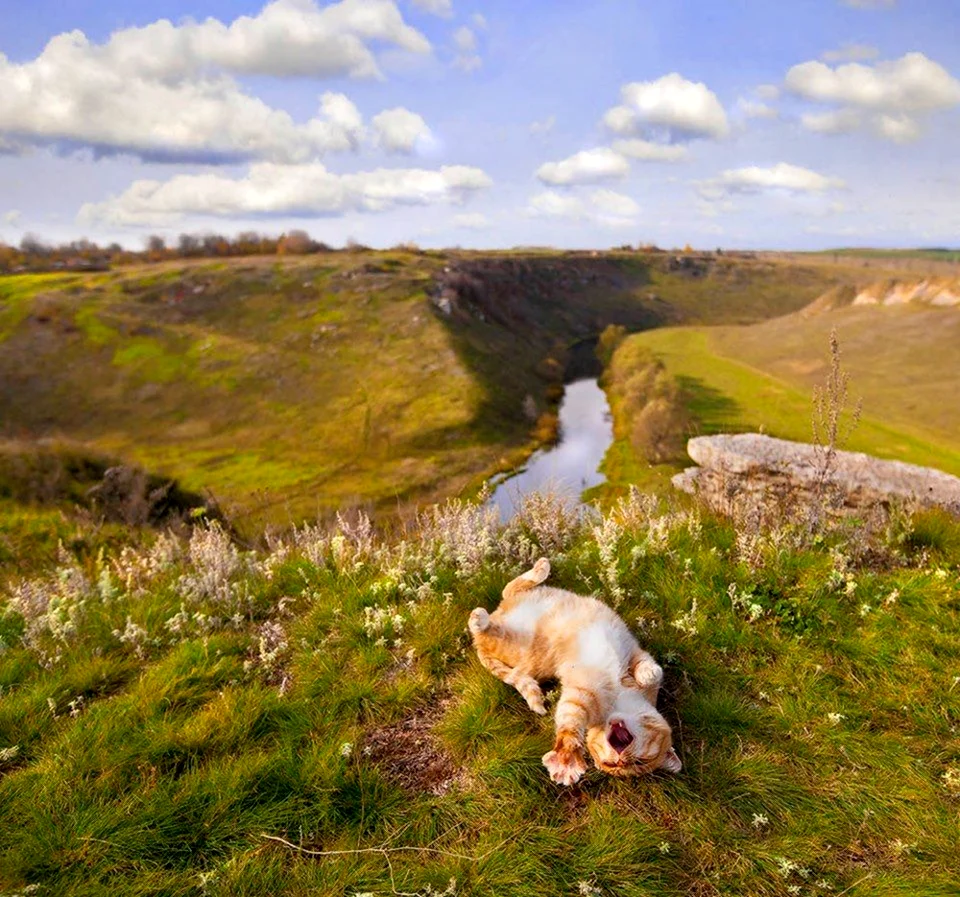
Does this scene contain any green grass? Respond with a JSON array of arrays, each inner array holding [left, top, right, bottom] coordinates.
[[0, 497, 958, 896], [0, 252, 856, 535], [602, 318, 960, 497]]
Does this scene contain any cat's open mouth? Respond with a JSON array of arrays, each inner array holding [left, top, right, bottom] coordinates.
[[608, 721, 634, 753]]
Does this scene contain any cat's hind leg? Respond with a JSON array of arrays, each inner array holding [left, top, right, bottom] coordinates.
[[468, 610, 547, 714], [501, 557, 550, 601]]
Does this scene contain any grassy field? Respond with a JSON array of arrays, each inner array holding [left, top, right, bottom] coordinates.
[[602, 300, 960, 498], [0, 251, 866, 535], [1, 492, 958, 896]]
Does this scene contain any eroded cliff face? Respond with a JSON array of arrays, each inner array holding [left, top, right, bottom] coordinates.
[[802, 278, 960, 316]]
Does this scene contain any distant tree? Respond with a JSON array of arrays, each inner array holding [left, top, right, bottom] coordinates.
[[20, 233, 50, 256], [178, 233, 200, 256], [278, 229, 315, 255]]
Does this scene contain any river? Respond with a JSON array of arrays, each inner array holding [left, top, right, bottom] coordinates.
[[489, 378, 614, 520]]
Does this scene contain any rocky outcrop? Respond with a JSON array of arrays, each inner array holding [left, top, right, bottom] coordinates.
[[802, 278, 960, 317], [673, 434, 960, 517]]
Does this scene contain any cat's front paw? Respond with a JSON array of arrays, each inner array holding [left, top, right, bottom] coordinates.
[[468, 608, 490, 636], [542, 748, 587, 786], [525, 557, 550, 585], [633, 658, 663, 691]]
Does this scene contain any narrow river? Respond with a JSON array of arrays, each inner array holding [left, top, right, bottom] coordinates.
[[489, 378, 614, 521]]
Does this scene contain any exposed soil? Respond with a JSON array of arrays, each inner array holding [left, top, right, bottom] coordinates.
[[362, 696, 465, 796]]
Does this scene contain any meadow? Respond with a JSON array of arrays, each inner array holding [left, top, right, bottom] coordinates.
[[1, 490, 958, 896], [2, 249, 959, 897]]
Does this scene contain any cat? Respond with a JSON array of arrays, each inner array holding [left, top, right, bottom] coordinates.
[[468, 557, 681, 786]]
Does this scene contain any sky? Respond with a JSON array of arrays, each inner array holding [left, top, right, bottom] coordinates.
[[0, 0, 958, 250]]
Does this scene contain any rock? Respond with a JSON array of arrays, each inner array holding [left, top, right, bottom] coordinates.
[[673, 434, 960, 516]]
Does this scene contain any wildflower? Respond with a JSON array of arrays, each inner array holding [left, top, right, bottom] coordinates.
[[578, 882, 602, 897], [340, 742, 353, 759], [752, 813, 769, 828], [0, 745, 20, 763], [859, 603, 872, 617], [943, 767, 960, 791], [884, 589, 900, 607], [658, 841, 671, 854], [827, 712, 845, 725], [671, 600, 699, 636]]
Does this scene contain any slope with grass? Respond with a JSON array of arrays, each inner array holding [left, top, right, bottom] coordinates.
[[602, 295, 960, 497], [0, 251, 863, 534], [0, 493, 958, 896]]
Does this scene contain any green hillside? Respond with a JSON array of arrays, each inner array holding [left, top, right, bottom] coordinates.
[[0, 251, 861, 534]]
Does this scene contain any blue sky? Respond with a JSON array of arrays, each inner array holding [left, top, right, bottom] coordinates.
[[0, 0, 958, 250]]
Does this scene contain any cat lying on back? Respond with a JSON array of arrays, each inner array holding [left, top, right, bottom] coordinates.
[[469, 557, 681, 786]]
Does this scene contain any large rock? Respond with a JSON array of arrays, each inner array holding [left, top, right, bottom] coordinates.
[[673, 434, 960, 516]]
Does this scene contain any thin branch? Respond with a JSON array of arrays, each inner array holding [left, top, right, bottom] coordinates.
[[259, 832, 506, 863]]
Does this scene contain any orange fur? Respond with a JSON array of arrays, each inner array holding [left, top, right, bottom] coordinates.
[[469, 557, 681, 785]]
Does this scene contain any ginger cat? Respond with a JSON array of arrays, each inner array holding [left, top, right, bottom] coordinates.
[[469, 557, 681, 786]]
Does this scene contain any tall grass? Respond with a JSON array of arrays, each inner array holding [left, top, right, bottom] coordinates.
[[1, 489, 958, 895]]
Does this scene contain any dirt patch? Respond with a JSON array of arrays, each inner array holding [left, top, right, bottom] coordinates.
[[362, 697, 465, 797]]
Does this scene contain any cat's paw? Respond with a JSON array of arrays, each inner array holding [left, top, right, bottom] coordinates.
[[468, 608, 490, 635], [542, 748, 587, 786], [525, 557, 551, 585], [525, 691, 547, 715], [633, 658, 663, 691]]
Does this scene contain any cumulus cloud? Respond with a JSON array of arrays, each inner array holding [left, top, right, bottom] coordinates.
[[821, 43, 880, 63], [526, 189, 639, 227], [3, 210, 21, 226], [698, 163, 845, 200], [535, 148, 630, 185], [787, 52, 960, 142], [79, 162, 493, 225], [756, 84, 781, 101], [452, 212, 491, 229], [0, 0, 433, 161], [610, 138, 689, 162], [411, 0, 453, 18], [787, 53, 960, 111], [602, 73, 730, 140], [372, 107, 432, 153]]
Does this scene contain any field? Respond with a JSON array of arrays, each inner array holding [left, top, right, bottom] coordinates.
[[1, 493, 958, 896], [0, 252, 866, 537], [602, 300, 960, 497], [2, 250, 960, 897]]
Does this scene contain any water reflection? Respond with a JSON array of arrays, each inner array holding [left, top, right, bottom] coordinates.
[[489, 378, 613, 521]]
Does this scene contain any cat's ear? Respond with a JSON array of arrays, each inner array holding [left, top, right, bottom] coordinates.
[[661, 747, 682, 773]]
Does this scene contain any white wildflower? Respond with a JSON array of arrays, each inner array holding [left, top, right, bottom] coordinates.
[[752, 813, 769, 828], [340, 742, 354, 759]]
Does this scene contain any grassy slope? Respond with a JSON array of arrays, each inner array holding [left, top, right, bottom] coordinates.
[[603, 305, 960, 496], [0, 500, 958, 896], [0, 253, 856, 534]]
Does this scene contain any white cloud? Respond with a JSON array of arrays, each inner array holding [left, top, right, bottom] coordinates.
[[471, 13, 488, 29], [452, 25, 481, 71], [821, 43, 880, 63], [736, 99, 779, 120], [526, 189, 638, 227], [79, 162, 493, 225], [0, 0, 434, 162], [3, 210, 21, 225], [412, 0, 453, 18], [756, 84, 781, 101], [452, 212, 491, 229], [842, 0, 895, 8], [602, 73, 730, 140], [535, 147, 630, 185], [699, 163, 846, 200], [529, 115, 556, 137], [801, 108, 864, 134], [372, 107, 432, 153], [610, 138, 689, 162], [786, 53, 960, 112], [788, 52, 960, 143]]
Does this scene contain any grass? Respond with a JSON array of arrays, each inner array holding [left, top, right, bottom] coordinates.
[[0, 493, 958, 896], [602, 319, 960, 498], [0, 252, 857, 535]]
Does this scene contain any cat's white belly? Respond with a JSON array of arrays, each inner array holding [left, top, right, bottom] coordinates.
[[575, 621, 626, 678], [501, 596, 551, 638]]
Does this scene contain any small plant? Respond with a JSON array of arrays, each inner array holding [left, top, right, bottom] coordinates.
[[811, 329, 863, 518]]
